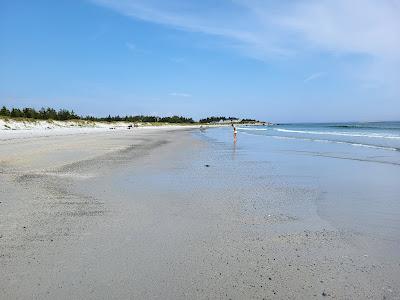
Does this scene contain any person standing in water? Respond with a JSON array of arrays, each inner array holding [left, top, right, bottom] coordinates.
[[233, 125, 237, 141]]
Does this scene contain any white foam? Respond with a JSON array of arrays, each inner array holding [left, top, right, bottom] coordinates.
[[237, 127, 268, 131], [274, 128, 400, 139], [240, 131, 399, 151]]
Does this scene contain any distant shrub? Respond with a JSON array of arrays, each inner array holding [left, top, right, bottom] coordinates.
[[199, 116, 238, 123]]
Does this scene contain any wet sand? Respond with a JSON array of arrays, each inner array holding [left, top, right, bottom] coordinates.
[[0, 127, 399, 299]]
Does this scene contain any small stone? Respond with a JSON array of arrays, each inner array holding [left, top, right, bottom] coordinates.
[[205, 164, 210, 167]]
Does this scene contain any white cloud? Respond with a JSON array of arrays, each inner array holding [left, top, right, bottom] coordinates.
[[170, 57, 185, 63], [91, 0, 400, 92], [169, 92, 192, 98], [304, 72, 325, 83], [279, 0, 400, 60], [91, 0, 400, 60], [90, 0, 291, 58], [125, 42, 149, 54]]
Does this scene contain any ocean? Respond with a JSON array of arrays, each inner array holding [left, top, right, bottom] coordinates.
[[239, 121, 400, 152]]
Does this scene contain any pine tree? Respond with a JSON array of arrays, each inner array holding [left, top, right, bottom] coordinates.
[[0, 106, 10, 116], [10, 108, 23, 118]]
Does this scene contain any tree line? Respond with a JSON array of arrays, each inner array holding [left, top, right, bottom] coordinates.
[[198, 116, 259, 124], [0, 106, 195, 123], [0, 106, 79, 121], [0, 106, 261, 124], [94, 115, 195, 123], [199, 116, 238, 123]]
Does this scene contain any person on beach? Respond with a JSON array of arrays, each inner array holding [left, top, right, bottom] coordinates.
[[233, 125, 237, 141]]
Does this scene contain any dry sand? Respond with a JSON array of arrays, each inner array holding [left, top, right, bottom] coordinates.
[[0, 127, 399, 299]]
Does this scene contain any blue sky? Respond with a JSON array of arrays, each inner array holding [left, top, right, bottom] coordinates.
[[1, 0, 399, 122]]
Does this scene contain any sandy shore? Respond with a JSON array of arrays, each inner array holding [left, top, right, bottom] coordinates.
[[0, 127, 399, 299]]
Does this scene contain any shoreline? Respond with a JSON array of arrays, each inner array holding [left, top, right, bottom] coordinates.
[[0, 125, 201, 142], [0, 118, 203, 141], [0, 117, 265, 140], [1, 127, 399, 298]]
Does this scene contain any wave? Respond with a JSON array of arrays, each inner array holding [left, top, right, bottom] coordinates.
[[274, 128, 400, 139], [284, 150, 400, 166], [240, 131, 400, 152], [328, 125, 400, 130], [274, 136, 399, 151], [237, 127, 268, 131]]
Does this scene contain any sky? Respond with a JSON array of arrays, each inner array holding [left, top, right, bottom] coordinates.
[[1, 0, 400, 122]]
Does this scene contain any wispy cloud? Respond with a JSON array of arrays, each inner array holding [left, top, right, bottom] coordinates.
[[170, 57, 185, 63], [90, 0, 292, 58], [169, 92, 192, 98], [304, 72, 325, 83], [278, 0, 400, 60], [91, 0, 400, 60], [125, 42, 149, 54], [91, 0, 400, 92]]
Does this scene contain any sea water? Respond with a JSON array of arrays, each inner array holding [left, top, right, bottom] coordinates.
[[198, 122, 400, 260], [238, 121, 400, 155]]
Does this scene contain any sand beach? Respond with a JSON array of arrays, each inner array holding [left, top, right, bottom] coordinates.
[[1, 125, 399, 299]]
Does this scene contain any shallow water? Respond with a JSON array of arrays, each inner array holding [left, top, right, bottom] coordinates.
[[199, 125, 400, 260]]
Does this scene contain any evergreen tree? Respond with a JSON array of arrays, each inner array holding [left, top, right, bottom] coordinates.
[[46, 108, 57, 120], [10, 108, 23, 118], [22, 107, 38, 119], [2, 104, 250, 124], [39, 107, 47, 119], [0, 106, 10, 116]]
